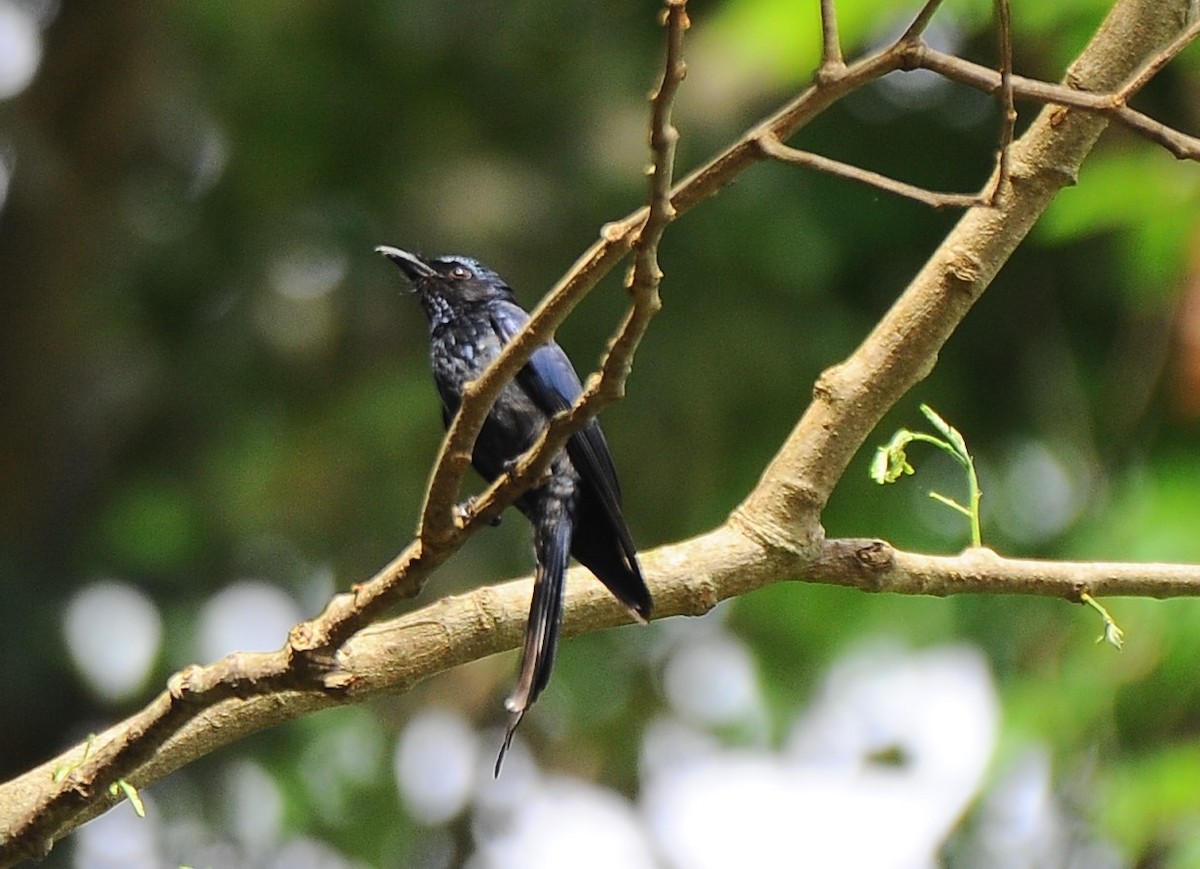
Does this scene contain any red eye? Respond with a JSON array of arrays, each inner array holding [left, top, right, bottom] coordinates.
[[450, 265, 471, 279]]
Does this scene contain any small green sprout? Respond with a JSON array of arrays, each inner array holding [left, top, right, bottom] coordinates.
[[110, 778, 146, 818], [50, 733, 146, 818], [873, 403, 1125, 651], [1081, 592, 1125, 650], [871, 403, 982, 548]]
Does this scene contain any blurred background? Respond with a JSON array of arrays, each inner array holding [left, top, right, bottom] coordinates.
[[3, 0, 1200, 866]]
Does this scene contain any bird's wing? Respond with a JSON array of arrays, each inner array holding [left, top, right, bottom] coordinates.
[[487, 301, 629, 525], [490, 299, 651, 621]]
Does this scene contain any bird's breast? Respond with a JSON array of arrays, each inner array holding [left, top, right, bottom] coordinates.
[[430, 318, 504, 396], [429, 316, 549, 460]]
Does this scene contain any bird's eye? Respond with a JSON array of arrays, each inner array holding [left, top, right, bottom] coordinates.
[[449, 265, 471, 280]]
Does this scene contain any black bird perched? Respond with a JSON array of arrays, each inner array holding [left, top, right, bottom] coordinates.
[[377, 245, 653, 773]]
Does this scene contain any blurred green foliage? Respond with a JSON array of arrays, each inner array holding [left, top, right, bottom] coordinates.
[[3, 0, 1200, 864]]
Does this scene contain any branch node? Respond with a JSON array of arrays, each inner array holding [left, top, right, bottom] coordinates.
[[946, 250, 983, 290], [855, 540, 894, 571], [167, 666, 200, 701], [894, 40, 926, 71], [812, 364, 846, 404], [288, 621, 318, 653], [600, 220, 630, 243], [814, 62, 847, 85]]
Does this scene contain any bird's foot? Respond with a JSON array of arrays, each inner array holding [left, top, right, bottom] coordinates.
[[455, 496, 502, 527]]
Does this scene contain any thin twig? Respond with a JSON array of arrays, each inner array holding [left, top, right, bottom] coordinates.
[[806, 541, 1200, 600], [988, 0, 1016, 205], [778, 4, 1197, 209], [464, 0, 687, 524], [817, 0, 844, 78], [758, 134, 983, 209], [1114, 16, 1200, 102], [917, 46, 1200, 160], [633, 0, 687, 305], [899, 0, 949, 44], [760, 2, 1016, 212]]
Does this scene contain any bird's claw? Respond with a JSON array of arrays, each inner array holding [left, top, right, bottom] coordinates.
[[502, 457, 553, 488], [456, 496, 502, 527]]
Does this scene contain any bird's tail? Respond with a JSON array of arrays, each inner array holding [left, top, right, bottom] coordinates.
[[495, 511, 572, 776]]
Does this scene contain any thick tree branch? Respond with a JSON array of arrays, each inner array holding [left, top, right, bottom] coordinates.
[[6, 530, 1200, 861]]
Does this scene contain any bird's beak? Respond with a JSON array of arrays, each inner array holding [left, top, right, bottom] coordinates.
[[375, 245, 437, 283]]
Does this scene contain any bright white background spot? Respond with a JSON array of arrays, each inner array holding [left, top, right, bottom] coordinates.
[[962, 747, 1124, 868], [196, 580, 302, 660], [74, 790, 161, 869], [223, 759, 285, 852], [0, 0, 41, 100], [254, 249, 344, 358], [395, 708, 479, 825], [269, 247, 347, 301], [663, 633, 762, 727], [64, 579, 162, 702], [995, 439, 1086, 543], [644, 644, 999, 869], [639, 716, 722, 781], [471, 776, 656, 869]]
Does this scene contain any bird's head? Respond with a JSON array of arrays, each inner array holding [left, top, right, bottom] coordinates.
[[376, 246, 514, 313]]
